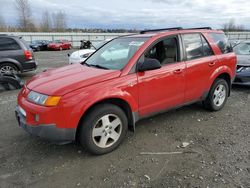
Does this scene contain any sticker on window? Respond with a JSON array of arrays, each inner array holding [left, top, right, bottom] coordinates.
[[129, 41, 144, 46]]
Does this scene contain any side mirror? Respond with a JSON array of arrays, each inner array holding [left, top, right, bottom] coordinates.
[[138, 58, 161, 72]]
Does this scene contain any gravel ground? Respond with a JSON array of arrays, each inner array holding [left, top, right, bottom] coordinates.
[[0, 50, 249, 188]]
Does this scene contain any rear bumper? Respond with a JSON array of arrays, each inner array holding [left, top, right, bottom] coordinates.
[[15, 106, 76, 143], [21, 60, 37, 72]]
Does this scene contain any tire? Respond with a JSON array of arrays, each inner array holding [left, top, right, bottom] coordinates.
[[0, 63, 19, 75], [78, 104, 128, 155], [37, 47, 41, 51], [0, 74, 23, 90], [203, 78, 229, 111]]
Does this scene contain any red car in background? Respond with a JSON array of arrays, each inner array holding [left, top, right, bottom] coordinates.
[[47, 40, 72, 50]]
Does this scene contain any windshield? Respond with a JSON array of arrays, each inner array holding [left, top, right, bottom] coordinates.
[[31, 40, 41, 44], [92, 40, 108, 49], [54, 40, 62, 43], [84, 37, 148, 70], [234, 43, 250, 55]]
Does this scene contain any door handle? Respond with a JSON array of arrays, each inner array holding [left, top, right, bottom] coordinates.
[[209, 61, 217, 67], [173, 69, 183, 74]]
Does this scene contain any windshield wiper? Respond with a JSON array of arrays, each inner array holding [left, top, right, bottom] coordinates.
[[84, 63, 109, 70]]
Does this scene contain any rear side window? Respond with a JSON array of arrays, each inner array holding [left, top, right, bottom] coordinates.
[[182, 34, 214, 60], [209, 33, 232, 54], [182, 34, 203, 60], [0, 38, 21, 51], [201, 36, 214, 56]]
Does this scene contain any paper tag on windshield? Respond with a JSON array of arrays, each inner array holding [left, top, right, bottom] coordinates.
[[129, 41, 144, 46]]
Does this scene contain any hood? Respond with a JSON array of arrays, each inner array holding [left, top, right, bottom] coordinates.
[[70, 49, 95, 58], [26, 64, 121, 96], [237, 55, 250, 66]]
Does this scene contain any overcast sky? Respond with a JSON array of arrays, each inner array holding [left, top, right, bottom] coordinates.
[[1, 0, 250, 29]]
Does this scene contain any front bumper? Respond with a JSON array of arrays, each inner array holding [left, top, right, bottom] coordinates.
[[69, 57, 86, 64], [233, 71, 250, 86], [15, 106, 76, 143]]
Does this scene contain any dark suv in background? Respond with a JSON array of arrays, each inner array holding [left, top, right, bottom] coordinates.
[[0, 35, 37, 74]]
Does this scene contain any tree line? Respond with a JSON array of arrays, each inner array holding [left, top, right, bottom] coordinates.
[[0, 0, 67, 32], [0, 0, 248, 33]]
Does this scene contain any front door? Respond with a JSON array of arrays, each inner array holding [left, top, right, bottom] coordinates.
[[137, 36, 186, 116]]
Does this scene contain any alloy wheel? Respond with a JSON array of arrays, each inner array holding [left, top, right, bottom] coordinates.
[[0, 65, 17, 74], [92, 114, 122, 148], [213, 84, 226, 107]]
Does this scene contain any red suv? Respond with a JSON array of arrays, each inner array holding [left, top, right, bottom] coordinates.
[[16, 27, 236, 154]]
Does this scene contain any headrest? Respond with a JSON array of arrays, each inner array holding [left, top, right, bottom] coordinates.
[[165, 46, 176, 57]]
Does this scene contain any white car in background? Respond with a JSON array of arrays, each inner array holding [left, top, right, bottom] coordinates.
[[68, 39, 111, 64]]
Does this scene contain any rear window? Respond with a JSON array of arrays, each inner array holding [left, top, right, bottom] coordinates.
[[209, 33, 232, 54], [0, 37, 21, 51], [20, 38, 30, 49]]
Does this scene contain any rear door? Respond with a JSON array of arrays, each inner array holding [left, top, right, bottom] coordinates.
[[137, 35, 186, 116], [182, 33, 218, 102]]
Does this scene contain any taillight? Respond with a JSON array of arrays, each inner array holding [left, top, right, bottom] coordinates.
[[24, 50, 32, 60]]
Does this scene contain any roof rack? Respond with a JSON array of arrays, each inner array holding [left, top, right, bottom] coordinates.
[[185, 27, 212, 30], [140, 27, 212, 34], [140, 27, 183, 34]]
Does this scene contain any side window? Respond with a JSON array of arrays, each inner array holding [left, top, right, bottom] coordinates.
[[201, 35, 214, 56], [182, 34, 203, 60], [0, 38, 21, 51], [145, 36, 179, 65], [209, 33, 232, 54]]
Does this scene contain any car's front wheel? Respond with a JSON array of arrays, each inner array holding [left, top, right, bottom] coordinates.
[[203, 78, 229, 111], [78, 104, 128, 155]]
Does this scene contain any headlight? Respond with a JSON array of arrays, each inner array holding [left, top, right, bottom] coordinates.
[[238, 66, 250, 72], [241, 67, 250, 72], [27, 91, 61, 107], [80, 53, 92, 58]]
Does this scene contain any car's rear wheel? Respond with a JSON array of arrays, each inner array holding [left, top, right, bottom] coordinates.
[[0, 63, 19, 74], [78, 104, 128, 155], [203, 78, 229, 111]]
